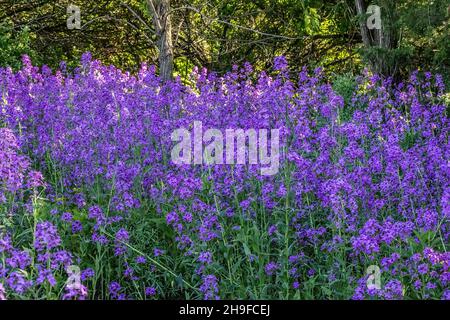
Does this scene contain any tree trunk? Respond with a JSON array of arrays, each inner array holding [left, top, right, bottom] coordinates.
[[148, 0, 173, 82], [354, 0, 372, 48], [354, 0, 400, 79]]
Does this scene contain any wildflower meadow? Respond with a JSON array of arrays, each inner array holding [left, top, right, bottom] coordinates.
[[0, 52, 448, 301]]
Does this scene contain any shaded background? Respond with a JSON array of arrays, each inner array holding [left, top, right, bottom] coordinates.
[[0, 0, 449, 82]]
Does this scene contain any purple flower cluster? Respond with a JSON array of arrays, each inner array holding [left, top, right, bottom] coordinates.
[[0, 127, 46, 209], [0, 225, 86, 298]]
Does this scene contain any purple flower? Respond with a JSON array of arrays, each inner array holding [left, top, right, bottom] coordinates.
[[92, 232, 109, 245], [273, 56, 288, 71], [418, 263, 429, 275], [71, 221, 83, 233], [198, 251, 213, 264], [135, 256, 147, 264], [36, 267, 57, 287], [413, 279, 422, 290], [115, 228, 129, 242], [109, 281, 121, 298], [51, 250, 73, 269], [6, 250, 31, 269], [154, 248, 165, 257], [145, 287, 156, 296], [88, 206, 106, 226], [63, 284, 88, 300], [34, 222, 61, 252], [166, 211, 179, 225], [426, 282, 437, 290], [27, 170, 45, 188], [182, 212, 193, 223], [265, 261, 279, 276], [81, 268, 95, 281], [383, 280, 403, 300], [199, 274, 219, 300], [61, 212, 73, 222], [442, 289, 450, 300], [239, 199, 251, 210], [268, 225, 278, 236], [307, 269, 316, 277], [6, 272, 32, 294]]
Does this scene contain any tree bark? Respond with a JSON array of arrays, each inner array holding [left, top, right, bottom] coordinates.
[[354, 0, 400, 79], [147, 0, 173, 82], [354, 0, 371, 48]]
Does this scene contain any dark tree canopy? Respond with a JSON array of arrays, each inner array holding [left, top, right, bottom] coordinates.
[[0, 0, 448, 81]]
